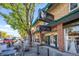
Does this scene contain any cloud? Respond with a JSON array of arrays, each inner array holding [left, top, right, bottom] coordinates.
[[0, 24, 20, 37]]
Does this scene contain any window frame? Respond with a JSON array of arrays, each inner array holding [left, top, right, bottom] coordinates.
[[69, 3, 79, 12]]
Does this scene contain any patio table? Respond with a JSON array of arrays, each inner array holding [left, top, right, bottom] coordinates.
[[0, 46, 16, 56], [1, 49, 16, 56]]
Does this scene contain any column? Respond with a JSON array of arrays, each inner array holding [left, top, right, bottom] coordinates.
[[57, 23, 64, 51]]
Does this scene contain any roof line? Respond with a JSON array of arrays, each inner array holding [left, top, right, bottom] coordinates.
[[47, 8, 79, 27]]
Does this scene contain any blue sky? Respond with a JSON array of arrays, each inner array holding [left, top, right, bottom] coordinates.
[[32, 3, 47, 23], [0, 3, 47, 37], [0, 7, 20, 37]]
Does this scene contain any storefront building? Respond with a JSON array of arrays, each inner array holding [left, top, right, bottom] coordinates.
[[31, 19, 45, 43], [45, 3, 79, 54], [32, 3, 79, 54], [32, 8, 54, 44], [42, 3, 69, 51]]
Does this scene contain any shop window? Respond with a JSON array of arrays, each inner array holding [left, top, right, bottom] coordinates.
[[70, 3, 78, 11], [36, 27, 40, 31], [72, 25, 79, 32], [44, 22, 48, 25], [53, 35, 58, 48]]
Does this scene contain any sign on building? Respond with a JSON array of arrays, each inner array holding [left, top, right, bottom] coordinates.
[[39, 9, 54, 23], [39, 25, 51, 31]]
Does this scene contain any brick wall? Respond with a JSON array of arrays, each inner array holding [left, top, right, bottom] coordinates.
[[47, 3, 69, 51], [57, 23, 64, 51]]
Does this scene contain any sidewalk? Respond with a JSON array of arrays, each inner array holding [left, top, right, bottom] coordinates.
[[39, 46, 76, 56], [15, 42, 78, 56], [23, 45, 77, 56]]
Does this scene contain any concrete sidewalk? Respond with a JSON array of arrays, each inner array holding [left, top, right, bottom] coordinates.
[[23, 45, 77, 56], [39, 46, 76, 56]]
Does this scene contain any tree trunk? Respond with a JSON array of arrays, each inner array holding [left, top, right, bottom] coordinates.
[[28, 30, 32, 47]]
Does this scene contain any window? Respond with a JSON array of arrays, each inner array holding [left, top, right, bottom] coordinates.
[[44, 22, 48, 25], [70, 3, 78, 11], [37, 27, 39, 31], [40, 10, 46, 19], [72, 25, 79, 32]]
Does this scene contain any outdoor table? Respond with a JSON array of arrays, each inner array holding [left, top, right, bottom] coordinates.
[[0, 44, 7, 51], [2, 47, 14, 52], [1, 49, 16, 56], [0, 46, 16, 56], [0, 43, 7, 54], [6, 47, 14, 50]]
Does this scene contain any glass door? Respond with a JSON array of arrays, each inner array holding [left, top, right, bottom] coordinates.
[[47, 36, 50, 46], [75, 37, 79, 53], [53, 35, 58, 48]]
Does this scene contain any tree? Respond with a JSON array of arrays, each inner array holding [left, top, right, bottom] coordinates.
[[0, 3, 35, 46], [0, 31, 10, 38]]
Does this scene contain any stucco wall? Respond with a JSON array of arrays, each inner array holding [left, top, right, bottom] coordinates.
[[48, 3, 69, 20]]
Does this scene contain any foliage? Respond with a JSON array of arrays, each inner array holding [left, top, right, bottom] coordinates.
[[0, 3, 35, 38], [0, 31, 10, 38]]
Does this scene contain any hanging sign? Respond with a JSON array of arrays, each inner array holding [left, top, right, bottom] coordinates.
[[39, 9, 54, 23], [39, 25, 51, 31]]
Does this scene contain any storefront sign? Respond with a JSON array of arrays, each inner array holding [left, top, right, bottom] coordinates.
[[39, 25, 51, 31], [39, 9, 54, 23]]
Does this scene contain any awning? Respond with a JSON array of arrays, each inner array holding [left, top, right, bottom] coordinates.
[[47, 8, 79, 27]]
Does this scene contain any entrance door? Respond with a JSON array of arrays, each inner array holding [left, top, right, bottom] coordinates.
[[53, 35, 58, 48], [75, 37, 79, 53], [47, 36, 50, 46]]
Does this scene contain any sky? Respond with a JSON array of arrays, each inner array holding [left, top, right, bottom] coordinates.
[[0, 7, 20, 37], [0, 3, 47, 37], [32, 3, 47, 23]]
